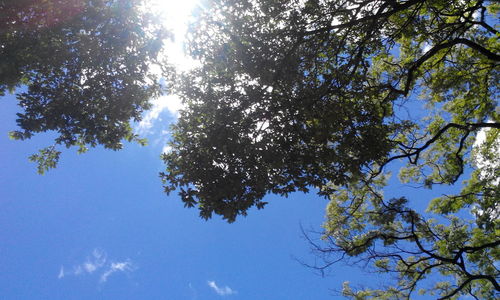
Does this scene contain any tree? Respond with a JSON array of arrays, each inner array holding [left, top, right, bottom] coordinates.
[[1, 0, 170, 173], [161, 0, 499, 298]]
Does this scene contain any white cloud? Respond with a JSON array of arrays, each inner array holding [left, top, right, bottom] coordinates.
[[65, 248, 106, 277], [422, 42, 432, 53], [207, 280, 237, 296], [162, 144, 172, 154], [472, 9, 481, 21], [470, 121, 500, 221], [84, 262, 98, 273], [58, 248, 135, 285], [100, 260, 134, 283], [473, 121, 499, 185], [136, 94, 185, 134], [164, 95, 184, 116]]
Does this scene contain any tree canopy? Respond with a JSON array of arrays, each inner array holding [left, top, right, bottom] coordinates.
[[161, 0, 499, 298], [1, 0, 170, 173]]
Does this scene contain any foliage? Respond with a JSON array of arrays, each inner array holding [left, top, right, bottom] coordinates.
[[1, 0, 170, 173], [162, 0, 499, 298]]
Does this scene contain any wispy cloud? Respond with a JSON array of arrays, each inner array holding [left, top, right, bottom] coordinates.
[[58, 248, 106, 279], [58, 248, 135, 284], [100, 260, 134, 283], [207, 280, 237, 296], [188, 282, 198, 300]]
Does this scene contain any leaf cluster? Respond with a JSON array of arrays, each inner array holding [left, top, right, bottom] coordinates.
[[1, 0, 171, 172]]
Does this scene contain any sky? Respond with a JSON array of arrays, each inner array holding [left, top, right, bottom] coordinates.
[[0, 90, 377, 299], [0, 1, 486, 299]]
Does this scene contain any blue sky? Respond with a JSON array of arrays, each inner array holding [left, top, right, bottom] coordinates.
[[1, 92, 377, 299]]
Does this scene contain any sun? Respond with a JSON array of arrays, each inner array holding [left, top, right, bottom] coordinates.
[[147, 0, 203, 71], [149, 0, 201, 27]]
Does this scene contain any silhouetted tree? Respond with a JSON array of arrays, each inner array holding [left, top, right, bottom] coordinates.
[[162, 0, 499, 298]]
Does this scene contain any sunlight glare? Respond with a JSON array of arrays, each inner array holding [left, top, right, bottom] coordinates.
[[148, 0, 202, 71], [135, 0, 203, 134]]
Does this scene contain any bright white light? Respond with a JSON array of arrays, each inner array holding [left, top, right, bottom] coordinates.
[[134, 0, 201, 135], [148, 0, 202, 71]]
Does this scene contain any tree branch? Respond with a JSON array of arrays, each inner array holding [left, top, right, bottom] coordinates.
[[373, 122, 500, 177], [399, 38, 500, 97]]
